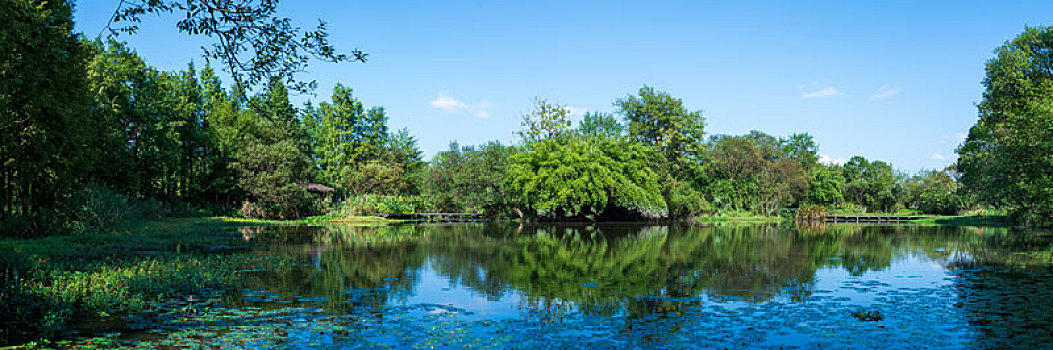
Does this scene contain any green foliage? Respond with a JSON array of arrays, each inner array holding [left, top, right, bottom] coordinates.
[[795, 204, 828, 220], [331, 194, 434, 216], [65, 184, 168, 233], [781, 133, 820, 171], [426, 141, 514, 213], [0, 254, 289, 342], [506, 137, 667, 219], [305, 86, 424, 200], [828, 202, 867, 215], [668, 183, 710, 218], [305, 85, 387, 191], [517, 98, 573, 143], [232, 79, 315, 219], [958, 26, 1053, 226], [387, 128, 428, 195], [577, 112, 624, 138], [907, 168, 967, 215], [615, 86, 706, 178], [842, 156, 905, 213], [1, 0, 91, 230], [347, 160, 408, 196], [805, 166, 844, 206], [705, 133, 809, 215]]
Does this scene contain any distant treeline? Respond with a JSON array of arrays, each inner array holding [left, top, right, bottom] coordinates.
[[4, 2, 1049, 234]]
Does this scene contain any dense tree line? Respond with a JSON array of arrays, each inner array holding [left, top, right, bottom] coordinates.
[[0, 0, 420, 233], [4, 0, 1012, 235], [433, 89, 971, 220]]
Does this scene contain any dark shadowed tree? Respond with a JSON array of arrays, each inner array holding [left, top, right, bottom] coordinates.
[[232, 79, 313, 218], [1, 0, 91, 232]]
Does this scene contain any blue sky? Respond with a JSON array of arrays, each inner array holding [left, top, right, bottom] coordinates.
[[72, 1, 1053, 172]]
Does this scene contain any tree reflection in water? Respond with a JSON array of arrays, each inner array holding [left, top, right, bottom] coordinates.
[[228, 222, 1051, 347]]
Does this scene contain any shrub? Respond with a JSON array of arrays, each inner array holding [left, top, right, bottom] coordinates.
[[331, 195, 435, 216], [795, 204, 827, 220], [668, 184, 711, 219], [238, 188, 316, 219], [0, 255, 291, 343], [63, 185, 172, 233], [65, 185, 131, 233]]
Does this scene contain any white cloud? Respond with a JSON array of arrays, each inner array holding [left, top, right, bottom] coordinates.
[[429, 92, 492, 119], [871, 85, 901, 100], [801, 87, 840, 98], [818, 153, 848, 166], [430, 95, 466, 111]]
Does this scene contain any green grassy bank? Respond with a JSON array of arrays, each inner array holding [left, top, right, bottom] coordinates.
[[0, 217, 318, 345]]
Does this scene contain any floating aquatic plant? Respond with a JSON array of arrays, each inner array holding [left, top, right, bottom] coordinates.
[[850, 309, 885, 321]]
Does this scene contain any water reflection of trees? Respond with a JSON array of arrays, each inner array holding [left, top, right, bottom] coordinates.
[[944, 228, 1053, 348], [241, 223, 1051, 323], [236, 225, 428, 313]]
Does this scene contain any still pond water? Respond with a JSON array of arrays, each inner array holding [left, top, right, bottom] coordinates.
[[107, 223, 1053, 349]]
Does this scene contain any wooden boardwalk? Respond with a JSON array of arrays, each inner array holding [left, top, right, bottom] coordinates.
[[812, 215, 929, 223], [377, 213, 486, 222]]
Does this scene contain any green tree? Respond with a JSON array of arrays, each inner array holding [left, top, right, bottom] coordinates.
[[805, 166, 844, 206], [615, 86, 706, 178], [842, 156, 903, 212], [577, 112, 624, 139], [517, 98, 573, 144], [706, 133, 808, 214], [744, 130, 785, 161], [781, 133, 819, 172], [1, 0, 91, 231], [615, 86, 708, 217], [426, 141, 513, 213], [85, 40, 221, 203], [386, 128, 427, 195], [195, 63, 245, 204], [907, 168, 964, 215], [958, 26, 1053, 225], [304, 84, 393, 197], [506, 137, 666, 220], [232, 79, 313, 218]]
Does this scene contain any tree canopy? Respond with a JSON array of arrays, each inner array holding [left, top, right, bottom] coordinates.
[[957, 26, 1053, 225]]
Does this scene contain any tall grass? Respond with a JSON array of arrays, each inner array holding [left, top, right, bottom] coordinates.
[[330, 195, 435, 217], [0, 253, 292, 342]]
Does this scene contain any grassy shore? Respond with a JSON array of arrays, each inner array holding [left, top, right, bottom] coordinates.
[[910, 215, 1013, 227], [0, 216, 398, 345], [212, 215, 394, 225], [694, 215, 784, 223]]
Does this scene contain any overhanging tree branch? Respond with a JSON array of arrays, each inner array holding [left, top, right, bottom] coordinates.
[[106, 0, 366, 95]]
